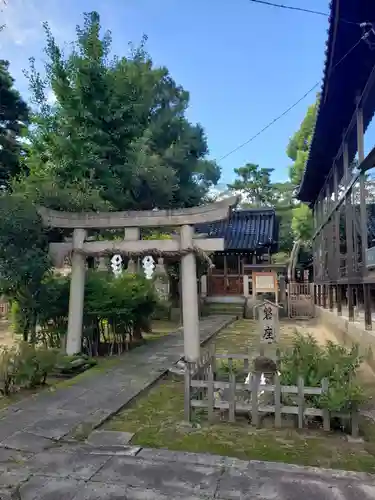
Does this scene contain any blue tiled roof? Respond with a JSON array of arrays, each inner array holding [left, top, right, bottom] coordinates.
[[298, 0, 375, 204], [195, 208, 277, 252]]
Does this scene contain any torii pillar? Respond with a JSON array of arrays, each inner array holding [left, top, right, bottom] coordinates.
[[180, 224, 200, 361]]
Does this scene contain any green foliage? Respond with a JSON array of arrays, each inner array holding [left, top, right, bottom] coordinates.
[[19, 271, 161, 355], [292, 203, 313, 242], [280, 333, 365, 412], [0, 59, 29, 190], [228, 163, 274, 207], [0, 346, 19, 396], [85, 271, 160, 345], [285, 100, 317, 244], [0, 343, 60, 395], [16, 343, 60, 388], [0, 194, 51, 341], [287, 101, 317, 186], [271, 252, 290, 264], [18, 11, 220, 212]]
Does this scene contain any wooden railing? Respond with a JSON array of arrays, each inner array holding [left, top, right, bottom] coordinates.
[[184, 352, 359, 437]]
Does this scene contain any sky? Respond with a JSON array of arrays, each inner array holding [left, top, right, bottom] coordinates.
[[0, 0, 331, 187]]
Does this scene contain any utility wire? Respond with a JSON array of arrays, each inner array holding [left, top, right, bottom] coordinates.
[[248, 0, 362, 25], [218, 30, 371, 163]]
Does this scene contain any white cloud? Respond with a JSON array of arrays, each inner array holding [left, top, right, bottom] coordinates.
[[46, 88, 57, 105], [0, 0, 45, 47]]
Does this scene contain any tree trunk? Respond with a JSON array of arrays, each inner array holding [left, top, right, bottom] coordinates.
[[133, 324, 144, 342]]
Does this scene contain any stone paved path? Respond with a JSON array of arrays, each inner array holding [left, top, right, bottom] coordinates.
[[1, 442, 375, 499], [1, 314, 375, 498], [0, 316, 234, 450]]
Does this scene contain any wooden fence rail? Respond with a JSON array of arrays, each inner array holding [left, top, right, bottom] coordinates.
[[185, 361, 359, 437]]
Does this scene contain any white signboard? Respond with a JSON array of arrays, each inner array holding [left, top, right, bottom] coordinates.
[[255, 274, 275, 290], [256, 301, 280, 345]]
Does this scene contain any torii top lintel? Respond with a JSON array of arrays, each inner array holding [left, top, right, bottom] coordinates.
[[37, 196, 239, 229]]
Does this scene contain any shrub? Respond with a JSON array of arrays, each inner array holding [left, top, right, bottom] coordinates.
[[0, 343, 61, 394], [0, 346, 20, 396], [12, 270, 162, 356], [16, 343, 61, 388], [279, 333, 365, 412], [85, 271, 161, 349]]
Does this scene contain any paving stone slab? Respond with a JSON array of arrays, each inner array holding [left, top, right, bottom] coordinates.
[[25, 412, 83, 440], [18, 475, 82, 500], [137, 448, 226, 467], [90, 455, 222, 497], [87, 430, 134, 447], [0, 469, 31, 488], [0, 447, 32, 464], [216, 464, 375, 500], [29, 449, 111, 480], [0, 431, 55, 453], [74, 482, 211, 500], [58, 442, 141, 457]]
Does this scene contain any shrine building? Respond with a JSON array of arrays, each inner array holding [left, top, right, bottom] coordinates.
[[195, 207, 281, 299], [297, 0, 375, 331]]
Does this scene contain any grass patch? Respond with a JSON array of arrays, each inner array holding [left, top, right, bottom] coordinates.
[[103, 319, 375, 473], [104, 375, 375, 473]]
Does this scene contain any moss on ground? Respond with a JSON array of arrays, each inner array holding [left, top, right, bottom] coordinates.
[[104, 319, 375, 473]]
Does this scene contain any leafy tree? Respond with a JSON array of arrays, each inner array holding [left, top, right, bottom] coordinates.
[[287, 101, 317, 187], [227, 163, 274, 206], [0, 60, 29, 190], [286, 99, 318, 243], [18, 12, 220, 211], [0, 194, 51, 341], [292, 203, 314, 243]]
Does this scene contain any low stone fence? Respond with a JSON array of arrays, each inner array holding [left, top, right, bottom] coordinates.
[[184, 351, 359, 437]]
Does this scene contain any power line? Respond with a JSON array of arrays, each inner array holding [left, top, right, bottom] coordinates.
[[218, 30, 371, 163], [248, 0, 360, 25]]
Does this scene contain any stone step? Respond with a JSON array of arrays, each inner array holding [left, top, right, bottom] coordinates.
[[205, 304, 244, 317]]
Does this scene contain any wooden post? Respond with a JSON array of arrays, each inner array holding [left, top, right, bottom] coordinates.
[[297, 376, 304, 429], [314, 285, 317, 305], [348, 284, 354, 321], [328, 285, 334, 311], [251, 373, 260, 427], [318, 285, 322, 306], [322, 285, 327, 308], [244, 357, 249, 374], [207, 368, 214, 422], [351, 410, 359, 438], [228, 357, 233, 375], [321, 378, 330, 431], [357, 100, 368, 273], [337, 285, 342, 316], [274, 373, 281, 428], [229, 372, 236, 423], [343, 138, 354, 277], [363, 283, 372, 331], [184, 366, 191, 422]]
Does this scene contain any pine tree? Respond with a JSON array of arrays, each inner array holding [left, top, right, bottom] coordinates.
[[0, 60, 29, 190]]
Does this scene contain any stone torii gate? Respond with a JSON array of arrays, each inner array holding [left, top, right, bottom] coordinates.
[[38, 196, 238, 362]]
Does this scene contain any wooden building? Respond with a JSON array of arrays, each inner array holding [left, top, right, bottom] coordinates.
[[195, 208, 280, 296], [297, 0, 375, 329]]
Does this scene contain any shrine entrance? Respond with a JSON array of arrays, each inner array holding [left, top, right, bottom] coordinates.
[[287, 281, 315, 319], [39, 196, 238, 362]]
